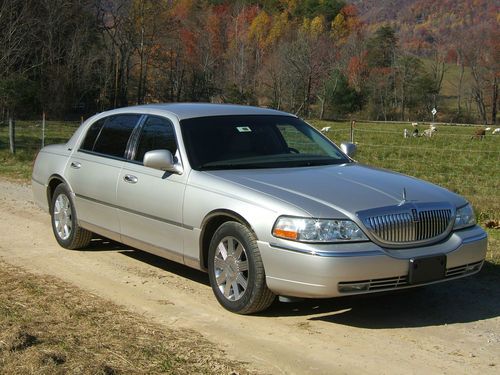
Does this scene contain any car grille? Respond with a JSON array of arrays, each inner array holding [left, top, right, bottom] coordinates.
[[358, 203, 454, 247], [338, 276, 409, 292], [338, 261, 483, 294], [445, 261, 483, 278]]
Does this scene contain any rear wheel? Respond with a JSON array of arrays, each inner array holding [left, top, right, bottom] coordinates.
[[51, 184, 92, 249], [208, 222, 275, 314]]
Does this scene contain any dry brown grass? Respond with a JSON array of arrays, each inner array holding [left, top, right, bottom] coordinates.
[[0, 261, 251, 375]]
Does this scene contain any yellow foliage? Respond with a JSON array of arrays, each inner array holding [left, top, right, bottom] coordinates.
[[301, 18, 311, 34], [280, 0, 298, 14], [300, 15, 325, 37], [267, 12, 289, 47], [309, 15, 325, 36], [331, 13, 348, 41], [249, 10, 272, 48]]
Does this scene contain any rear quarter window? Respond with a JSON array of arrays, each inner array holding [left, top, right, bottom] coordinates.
[[80, 115, 140, 158]]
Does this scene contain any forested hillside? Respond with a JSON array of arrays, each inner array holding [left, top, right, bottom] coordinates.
[[351, 0, 496, 53], [0, 0, 497, 124]]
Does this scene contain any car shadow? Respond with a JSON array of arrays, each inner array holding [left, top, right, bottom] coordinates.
[[85, 237, 128, 251], [82, 236, 210, 286], [262, 261, 500, 328], [79, 237, 499, 327]]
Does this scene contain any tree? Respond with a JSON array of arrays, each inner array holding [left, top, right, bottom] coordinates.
[[0, 0, 34, 119], [325, 70, 361, 117], [366, 26, 397, 68]]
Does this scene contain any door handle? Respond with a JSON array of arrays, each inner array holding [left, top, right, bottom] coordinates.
[[70, 161, 81, 169], [124, 174, 138, 184]]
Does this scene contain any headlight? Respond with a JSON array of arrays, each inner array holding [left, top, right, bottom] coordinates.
[[272, 216, 368, 242], [453, 204, 476, 230]]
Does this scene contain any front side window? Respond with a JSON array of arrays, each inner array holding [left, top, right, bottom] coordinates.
[[134, 116, 177, 162], [81, 115, 140, 158], [181, 115, 349, 170]]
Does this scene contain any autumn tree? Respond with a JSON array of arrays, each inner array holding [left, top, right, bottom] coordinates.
[[365, 26, 398, 119]]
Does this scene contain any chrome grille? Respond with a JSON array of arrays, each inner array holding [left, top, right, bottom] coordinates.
[[359, 203, 453, 247]]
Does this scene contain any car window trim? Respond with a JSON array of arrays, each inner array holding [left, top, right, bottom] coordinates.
[[125, 114, 147, 160]]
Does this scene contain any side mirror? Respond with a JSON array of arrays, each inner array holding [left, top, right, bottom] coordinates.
[[340, 142, 357, 158], [143, 150, 182, 174]]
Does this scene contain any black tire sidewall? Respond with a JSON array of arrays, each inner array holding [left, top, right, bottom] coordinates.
[[208, 222, 260, 313], [51, 184, 78, 248]]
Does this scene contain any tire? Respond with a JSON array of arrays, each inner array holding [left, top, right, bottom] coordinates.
[[208, 221, 275, 314], [50, 183, 92, 250]]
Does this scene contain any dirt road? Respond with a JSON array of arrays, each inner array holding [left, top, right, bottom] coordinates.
[[1, 179, 499, 374]]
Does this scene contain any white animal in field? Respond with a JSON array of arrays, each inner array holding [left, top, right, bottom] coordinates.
[[492, 128, 500, 135], [485, 127, 491, 131], [422, 127, 437, 138], [411, 122, 418, 127], [403, 129, 410, 138], [320, 126, 331, 133]]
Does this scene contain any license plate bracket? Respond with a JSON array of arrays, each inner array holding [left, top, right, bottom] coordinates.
[[408, 255, 446, 284]]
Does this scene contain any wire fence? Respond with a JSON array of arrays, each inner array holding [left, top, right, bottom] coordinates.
[[1, 118, 499, 222], [0, 119, 80, 152]]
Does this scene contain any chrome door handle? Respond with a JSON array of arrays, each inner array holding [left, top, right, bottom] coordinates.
[[124, 174, 138, 184], [70, 161, 81, 169]]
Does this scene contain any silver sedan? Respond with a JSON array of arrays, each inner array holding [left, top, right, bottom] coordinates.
[[32, 103, 487, 314]]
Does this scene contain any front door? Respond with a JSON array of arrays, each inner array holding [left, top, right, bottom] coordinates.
[[116, 115, 187, 262]]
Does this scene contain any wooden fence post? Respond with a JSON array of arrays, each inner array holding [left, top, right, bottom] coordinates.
[[9, 117, 15, 154], [350, 120, 355, 143]]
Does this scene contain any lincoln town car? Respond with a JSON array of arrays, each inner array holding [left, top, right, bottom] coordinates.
[[32, 104, 488, 314]]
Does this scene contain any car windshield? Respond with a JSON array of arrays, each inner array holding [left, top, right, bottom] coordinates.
[[180, 115, 350, 170]]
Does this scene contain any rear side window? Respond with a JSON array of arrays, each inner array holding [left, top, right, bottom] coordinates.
[[135, 116, 177, 162], [81, 115, 140, 158], [81, 119, 105, 151]]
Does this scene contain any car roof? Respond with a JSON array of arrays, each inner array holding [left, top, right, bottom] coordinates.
[[104, 103, 295, 120]]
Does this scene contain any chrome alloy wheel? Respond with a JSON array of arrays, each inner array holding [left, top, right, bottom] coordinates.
[[214, 236, 249, 301], [53, 194, 72, 240]]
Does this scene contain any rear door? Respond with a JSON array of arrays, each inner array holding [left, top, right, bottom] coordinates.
[[116, 115, 187, 262], [66, 114, 141, 239]]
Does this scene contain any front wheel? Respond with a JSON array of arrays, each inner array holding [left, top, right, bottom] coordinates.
[[208, 222, 275, 314], [51, 184, 92, 249]]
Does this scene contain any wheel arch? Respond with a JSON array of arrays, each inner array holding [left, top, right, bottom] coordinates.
[[199, 209, 257, 271], [47, 175, 69, 212]]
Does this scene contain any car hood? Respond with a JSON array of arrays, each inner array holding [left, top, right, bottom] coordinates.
[[205, 163, 466, 218]]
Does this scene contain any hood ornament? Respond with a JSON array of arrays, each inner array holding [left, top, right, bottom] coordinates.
[[399, 188, 407, 206]]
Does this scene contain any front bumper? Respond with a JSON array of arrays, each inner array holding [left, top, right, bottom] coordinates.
[[258, 225, 487, 298]]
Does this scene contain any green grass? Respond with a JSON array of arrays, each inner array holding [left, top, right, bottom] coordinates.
[[309, 119, 500, 224], [486, 229, 500, 265], [0, 120, 79, 180]]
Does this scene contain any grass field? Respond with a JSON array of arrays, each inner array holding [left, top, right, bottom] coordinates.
[[309, 120, 500, 222], [0, 120, 79, 181], [0, 118, 498, 264]]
